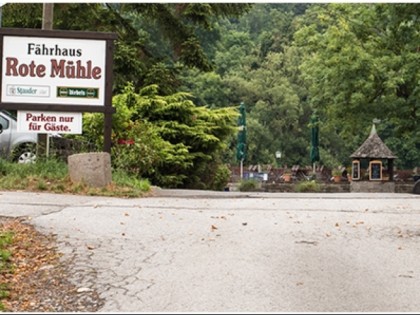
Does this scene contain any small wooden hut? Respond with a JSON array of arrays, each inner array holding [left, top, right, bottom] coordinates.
[[350, 124, 397, 192]]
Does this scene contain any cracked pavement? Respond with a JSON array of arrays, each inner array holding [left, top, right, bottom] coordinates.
[[1, 190, 420, 312]]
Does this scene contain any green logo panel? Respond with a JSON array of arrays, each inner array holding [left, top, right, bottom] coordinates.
[[57, 87, 99, 98]]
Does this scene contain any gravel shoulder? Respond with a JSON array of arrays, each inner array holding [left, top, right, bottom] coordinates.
[[0, 217, 104, 312]]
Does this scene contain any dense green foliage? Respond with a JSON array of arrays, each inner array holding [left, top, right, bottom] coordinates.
[[83, 84, 238, 189], [181, 4, 313, 167], [294, 4, 420, 168], [182, 3, 419, 169]]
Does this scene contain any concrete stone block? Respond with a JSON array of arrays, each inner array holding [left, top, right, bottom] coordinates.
[[68, 152, 112, 188]]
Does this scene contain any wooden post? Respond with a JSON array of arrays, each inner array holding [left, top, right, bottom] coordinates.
[[37, 3, 54, 158], [103, 38, 115, 153], [42, 4, 54, 30]]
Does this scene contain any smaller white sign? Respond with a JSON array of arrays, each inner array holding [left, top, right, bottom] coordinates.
[[17, 111, 82, 134], [6, 84, 50, 98]]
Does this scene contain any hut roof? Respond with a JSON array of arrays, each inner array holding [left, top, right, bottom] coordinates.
[[350, 125, 397, 159]]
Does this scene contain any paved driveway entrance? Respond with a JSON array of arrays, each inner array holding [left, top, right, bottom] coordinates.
[[1, 190, 419, 312]]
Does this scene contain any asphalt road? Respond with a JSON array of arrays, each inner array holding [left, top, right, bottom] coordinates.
[[1, 189, 419, 312]]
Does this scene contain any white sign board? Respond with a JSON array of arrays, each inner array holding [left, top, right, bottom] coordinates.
[[17, 111, 82, 134], [1, 36, 106, 106]]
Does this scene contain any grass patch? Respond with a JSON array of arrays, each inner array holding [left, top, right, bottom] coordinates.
[[0, 158, 150, 198]]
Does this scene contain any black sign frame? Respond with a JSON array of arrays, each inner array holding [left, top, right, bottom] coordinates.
[[0, 28, 117, 153]]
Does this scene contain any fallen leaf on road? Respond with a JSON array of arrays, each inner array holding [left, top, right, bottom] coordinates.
[[295, 240, 318, 246], [76, 287, 93, 293], [86, 245, 95, 250], [211, 224, 218, 231]]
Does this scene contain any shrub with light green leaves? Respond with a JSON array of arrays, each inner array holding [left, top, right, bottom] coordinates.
[[295, 180, 321, 193]]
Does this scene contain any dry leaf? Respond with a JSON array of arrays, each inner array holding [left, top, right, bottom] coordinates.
[[76, 287, 93, 293], [211, 224, 218, 231]]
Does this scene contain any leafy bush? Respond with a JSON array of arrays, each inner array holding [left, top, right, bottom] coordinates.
[[295, 180, 321, 192], [83, 83, 238, 189], [238, 179, 259, 192], [211, 164, 231, 191]]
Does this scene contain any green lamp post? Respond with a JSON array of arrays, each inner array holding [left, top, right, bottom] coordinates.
[[310, 112, 320, 173], [236, 102, 247, 179]]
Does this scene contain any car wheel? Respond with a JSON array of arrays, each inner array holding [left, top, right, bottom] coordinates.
[[13, 143, 37, 164]]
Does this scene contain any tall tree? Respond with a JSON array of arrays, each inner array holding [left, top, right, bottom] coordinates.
[[294, 3, 420, 168]]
